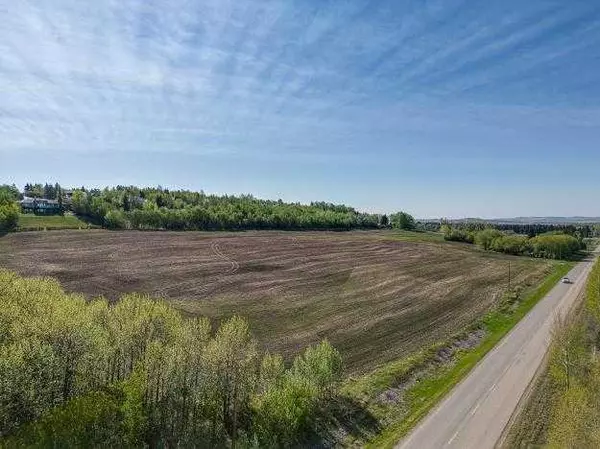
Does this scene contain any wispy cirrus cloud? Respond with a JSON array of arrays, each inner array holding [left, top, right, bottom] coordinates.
[[2, 0, 600, 216]]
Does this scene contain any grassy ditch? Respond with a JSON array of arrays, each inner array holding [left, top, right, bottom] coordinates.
[[335, 260, 574, 448], [503, 255, 600, 448]]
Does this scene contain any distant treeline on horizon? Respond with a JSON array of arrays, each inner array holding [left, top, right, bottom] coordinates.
[[421, 216, 600, 225], [420, 220, 600, 239]]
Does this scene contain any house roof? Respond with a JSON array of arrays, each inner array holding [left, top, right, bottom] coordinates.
[[20, 198, 60, 206]]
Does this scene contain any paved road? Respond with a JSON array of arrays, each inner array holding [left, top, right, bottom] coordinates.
[[396, 254, 597, 449]]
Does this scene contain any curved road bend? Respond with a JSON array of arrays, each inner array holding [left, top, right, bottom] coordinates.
[[396, 252, 598, 449]]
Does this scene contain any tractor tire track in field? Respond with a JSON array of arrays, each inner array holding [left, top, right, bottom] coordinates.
[[211, 242, 240, 274], [155, 240, 240, 297], [0, 230, 555, 373]]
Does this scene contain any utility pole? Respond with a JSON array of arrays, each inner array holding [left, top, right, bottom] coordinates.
[[508, 261, 511, 291]]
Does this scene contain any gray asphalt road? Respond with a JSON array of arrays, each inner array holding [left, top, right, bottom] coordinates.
[[396, 254, 597, 449]]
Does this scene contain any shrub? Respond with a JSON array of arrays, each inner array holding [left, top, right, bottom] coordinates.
[[104, 210, 128, 229], [0, 201, 19, 231], [445, 224, 582, 260], [530, 233, 583, 259], [4, 391, 124, 448], [252, 374, 319, 448], [441, 225, 475, 243], [490, 234, 529, 255], [390, 212, 416, 230], [474, 228, 503, 250]]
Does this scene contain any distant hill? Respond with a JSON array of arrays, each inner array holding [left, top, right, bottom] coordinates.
[[489, 217, 600, 225], [422, 217, 600, 225]]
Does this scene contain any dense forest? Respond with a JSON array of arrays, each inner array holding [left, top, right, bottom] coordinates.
[[0, 271, 343, 447], [76, 187, 385, 231], [12, 183, 401, 231]]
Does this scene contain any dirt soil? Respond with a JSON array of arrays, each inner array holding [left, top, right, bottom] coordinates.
[[0, 230, 553, 373]]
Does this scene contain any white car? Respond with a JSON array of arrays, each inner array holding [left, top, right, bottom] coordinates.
[[561, 277, 572, 284]]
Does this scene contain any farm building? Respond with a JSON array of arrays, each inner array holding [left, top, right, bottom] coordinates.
[[20, 198, 62, 215]]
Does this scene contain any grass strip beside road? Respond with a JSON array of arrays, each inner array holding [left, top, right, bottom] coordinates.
[[364, 260, 574, 449]]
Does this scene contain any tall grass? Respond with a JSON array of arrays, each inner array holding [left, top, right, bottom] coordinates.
[[541, 257, 600, 448]]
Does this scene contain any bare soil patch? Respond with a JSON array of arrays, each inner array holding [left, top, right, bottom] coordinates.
[[0, 230, 553, 373]]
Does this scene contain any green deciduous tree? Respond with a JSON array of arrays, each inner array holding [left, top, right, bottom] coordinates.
[[292, 340, 343, 398], [0, 201, 19, 232], [0, 271, 343, 446], [0, 185, 21, 201], [0, 190, 19, 232], [474, 228, 503, 250], [204, 316, 258, 447], [252, 374, 319, 447], [36, 184, 385, 231], [390, 211, 416, 230], [104, 210, 128, 229], [445, 224, 583, 260]]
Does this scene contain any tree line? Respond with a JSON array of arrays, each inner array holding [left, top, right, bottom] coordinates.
[[425, 219, 600, 239], [5, 182, 424, 233], [441, 224, 585, 260], [41, 184, 395, 231], [0, 271, 343, 448], [22, 183, 65, 201], [494, 223, 600, 238], [15, 183, 387, 230]]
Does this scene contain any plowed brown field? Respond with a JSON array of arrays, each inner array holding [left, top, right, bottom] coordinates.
[[0, 230, 554, 373]]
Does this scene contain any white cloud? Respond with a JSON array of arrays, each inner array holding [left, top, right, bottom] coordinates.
[[1, 0, 599, 163]]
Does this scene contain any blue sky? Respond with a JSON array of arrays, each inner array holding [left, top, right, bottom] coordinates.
[[1, 0, 600, 218]]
